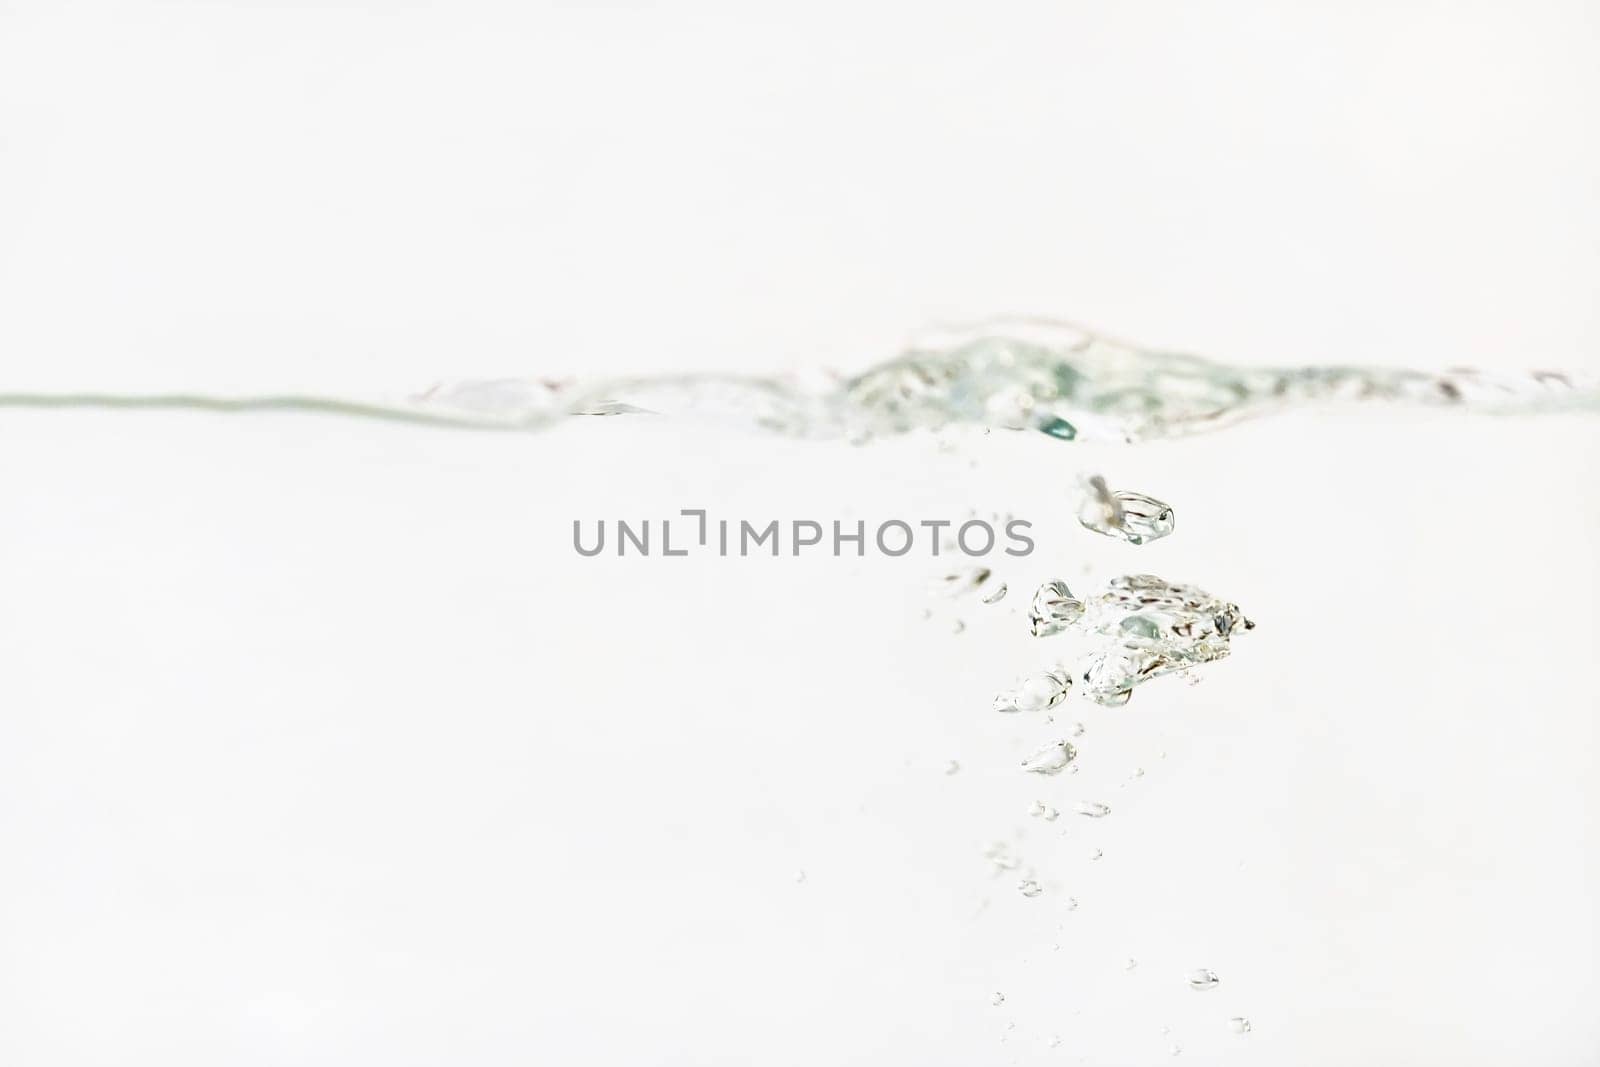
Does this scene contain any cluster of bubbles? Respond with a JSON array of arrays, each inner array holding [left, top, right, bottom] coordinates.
[[973, 474, 1256, 1054]]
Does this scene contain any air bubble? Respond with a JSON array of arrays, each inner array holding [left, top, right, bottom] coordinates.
[[1077, 575, 1251, 703], [1186, 969, 1220, 991], [1029, 800, 1061, 821], [1029, 581, 1085, 637], [997, 668, 1073, 713], [1077, 475, 1176, 545], [1021, 740, 1077, 775]]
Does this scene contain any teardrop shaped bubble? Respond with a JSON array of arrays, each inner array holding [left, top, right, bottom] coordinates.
[[1021, 740, 1078, 775], [1186, 969, 1221, 991]]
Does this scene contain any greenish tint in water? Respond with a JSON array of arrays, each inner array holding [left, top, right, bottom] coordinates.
[[3, 318, 1594, 442]]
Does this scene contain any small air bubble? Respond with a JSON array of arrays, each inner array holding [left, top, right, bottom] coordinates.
[[991, 991, 1006, 1006], [1022, 740, 1077, 775], [1186, 969, 1221, 992], [999, 669, 1073, 712], [1018, 879, 1043, 898], [1229, 1017, 1252, 1035], [982, 583, 1009, 604], [1074, 801, 1111, 818]]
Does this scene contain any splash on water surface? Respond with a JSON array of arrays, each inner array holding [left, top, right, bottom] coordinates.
[[3, 318, 1593, 441]]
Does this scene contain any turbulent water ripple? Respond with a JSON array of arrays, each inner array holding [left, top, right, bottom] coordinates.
[[3, 319, 1594, 442]]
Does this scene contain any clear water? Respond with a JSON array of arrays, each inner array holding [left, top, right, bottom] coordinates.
[[1, 319, 1596, 1065]]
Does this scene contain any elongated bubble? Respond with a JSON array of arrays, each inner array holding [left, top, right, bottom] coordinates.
[[1078, 476, 1175, 545]]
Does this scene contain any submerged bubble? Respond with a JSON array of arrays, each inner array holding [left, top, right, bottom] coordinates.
[[1029, 581, 1085, 637], [1021, 740, 1078, 775], [996, 668, 1073, 713], [991, 991, 1006, 1006], [1077, 575, 1251, 703], [1074, 801, 1112, 818], [1064, 896, 1079, 911], [1029, 800, 1061, 821], [1186, 969, 1221, 991], [1229, 1017, 1252, 1034], [1078, 475, 1175, 545], [1075, 473, 1177, 543], [1018, 879, 1043, 898], [944, 759, 961, 776], [981, 583, 1009, 604]]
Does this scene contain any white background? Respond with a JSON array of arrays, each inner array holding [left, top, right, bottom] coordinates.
[[1, 2, 1597, 1065]]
